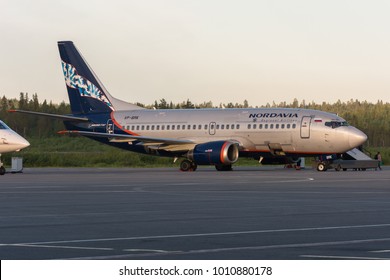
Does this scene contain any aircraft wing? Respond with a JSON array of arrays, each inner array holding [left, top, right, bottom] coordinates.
[[8, 110, 89, 122], [57, 130, 196, 145]]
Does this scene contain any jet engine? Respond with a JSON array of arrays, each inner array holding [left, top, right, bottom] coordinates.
[[187, 140, 239, 165]]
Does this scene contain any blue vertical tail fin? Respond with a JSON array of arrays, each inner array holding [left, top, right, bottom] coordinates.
[[58, 41, 143, 115]]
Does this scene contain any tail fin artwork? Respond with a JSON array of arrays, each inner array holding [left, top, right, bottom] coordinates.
[[58, 41, 143, 115]]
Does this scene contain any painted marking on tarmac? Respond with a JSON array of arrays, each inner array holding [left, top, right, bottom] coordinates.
[[66, 237, 390, 260], [370, 249, 390, 253], [8, 244, 114, 251], [301, 255, 390, 260], [122, 249, 180, 253], [7, 223, 390, 246]]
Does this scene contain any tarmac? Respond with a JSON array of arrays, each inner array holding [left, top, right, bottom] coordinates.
[[1, 166, 390, 260]]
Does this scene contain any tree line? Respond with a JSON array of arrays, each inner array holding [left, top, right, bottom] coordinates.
[[1, 93, 389, 147]]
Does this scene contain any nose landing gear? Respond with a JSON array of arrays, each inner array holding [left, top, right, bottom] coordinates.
[[316, 161, 328, 172], [0, 154, 5, 175]]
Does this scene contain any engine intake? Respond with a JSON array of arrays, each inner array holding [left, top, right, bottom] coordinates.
[[188, 141, 239, 165]]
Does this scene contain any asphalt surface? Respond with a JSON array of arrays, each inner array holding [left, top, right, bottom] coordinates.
[[1, 166, 390, 260]]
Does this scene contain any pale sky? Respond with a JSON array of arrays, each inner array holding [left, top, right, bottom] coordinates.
[[1, 0, 389, 107]]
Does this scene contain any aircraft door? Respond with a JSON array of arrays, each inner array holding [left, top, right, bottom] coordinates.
[[209, 122, 216, 135], [106, 119, 114, 134], [300, 116, 311, 138]]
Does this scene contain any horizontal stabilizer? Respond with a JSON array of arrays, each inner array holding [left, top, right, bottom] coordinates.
[[8, 110, 89, 122]]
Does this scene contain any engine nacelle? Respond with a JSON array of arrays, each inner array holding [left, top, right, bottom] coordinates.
[[188, 141, 239, 165]]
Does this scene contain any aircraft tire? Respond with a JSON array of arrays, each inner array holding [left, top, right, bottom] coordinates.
[[191, 162, 198, 171], [180, 160, 194, 172], [0, 166, 5, 175], [215, 164, 233, 171], [316, 162, 327, 172]]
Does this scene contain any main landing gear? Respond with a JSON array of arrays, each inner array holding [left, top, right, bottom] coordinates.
[[0, 154, 5, 175], [215, 164, 233, 171], [179, 160, 233, 172], [180, 160, 198, 172]]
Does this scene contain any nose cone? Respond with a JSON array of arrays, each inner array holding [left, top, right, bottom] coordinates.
[[10, 134, 30, 151], [18, 137, 30, 150], [349, 128, 367, 149]]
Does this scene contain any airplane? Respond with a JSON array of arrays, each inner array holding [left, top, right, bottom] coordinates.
[[9, 41, 368, 172], [0, 120, 30, 175]]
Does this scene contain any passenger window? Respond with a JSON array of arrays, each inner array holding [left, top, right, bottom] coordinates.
[[265, 124, 268, 129], [270, 124, 274, 129], [226, 124, 230, 129], [167, 125, 170, 130], [193, 125, 196, 130], [182, 125, 185, 130], [151, 125, 155, 130], [248, 124, 251, 129], [237, 124, 240, 129], [146, 125, 150, 130], [292, 124, 296, 129], [253, 124, 257, 129], [275, 124, 279, 129], [141, 125, 145, 130], [204, 124, 208, 130], [281, 124, 285, 129], [259, 124, 263, 129], [131, 125, 135, 130], [198, 125, 201, 130], [216, 124, 220, 129], [287, 124, 290, 129]]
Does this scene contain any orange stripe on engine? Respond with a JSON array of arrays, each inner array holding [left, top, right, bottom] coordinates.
[[220, 141, 228, 164]]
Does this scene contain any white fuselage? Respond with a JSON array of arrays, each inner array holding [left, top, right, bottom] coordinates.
[[110, 108, 367, 155], [0, 121, 30, 154]]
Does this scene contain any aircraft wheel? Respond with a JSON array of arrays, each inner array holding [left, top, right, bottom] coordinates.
[[215, 164, 232, 171], [191, 162, 198, 171], [180, 160, 194, 172], [335, 164, 342, 171], [316, 162, 327, 172], [0, 166, 5, 175]]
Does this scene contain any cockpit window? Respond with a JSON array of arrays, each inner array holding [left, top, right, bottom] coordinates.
[[325, 121, 349, 129], [0, 121, 10, 129]]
